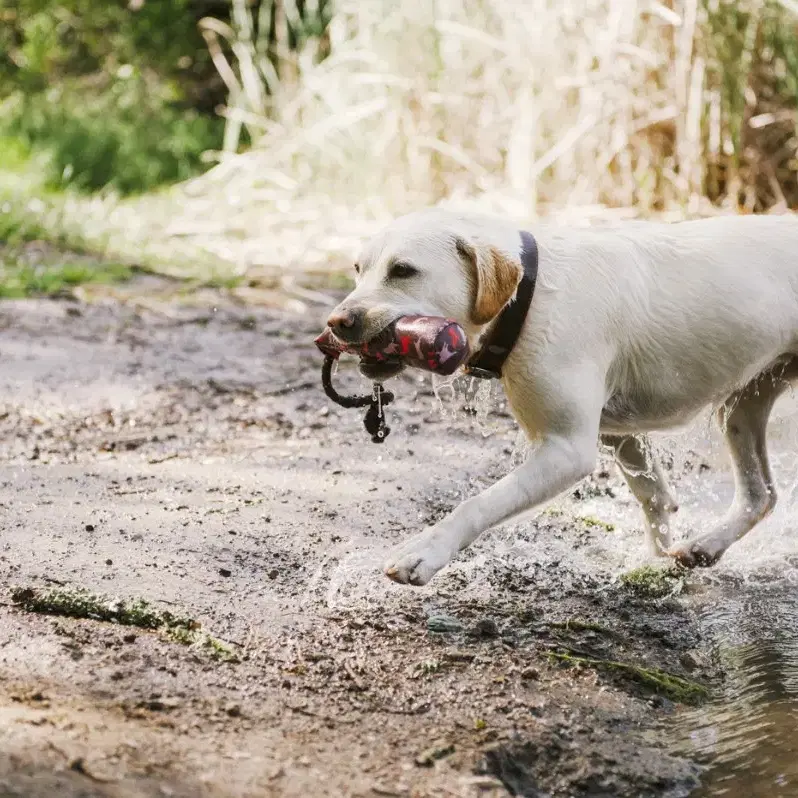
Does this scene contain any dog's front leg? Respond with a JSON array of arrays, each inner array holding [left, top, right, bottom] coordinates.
[[384, 431, 597, 585]]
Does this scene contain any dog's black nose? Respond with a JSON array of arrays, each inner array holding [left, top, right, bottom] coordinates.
[[327, 308, 364, 342]]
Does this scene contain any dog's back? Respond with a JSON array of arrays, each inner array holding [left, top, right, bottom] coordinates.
[[535, 214, 798, 431]]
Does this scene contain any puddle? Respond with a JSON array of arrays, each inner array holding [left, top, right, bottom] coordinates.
[[552, 407, 798, 798], [666, 586, 798, 797], [655, 409, 798, 797]]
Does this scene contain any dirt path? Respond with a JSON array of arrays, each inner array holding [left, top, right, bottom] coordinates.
[[0, 287, 712, 797]]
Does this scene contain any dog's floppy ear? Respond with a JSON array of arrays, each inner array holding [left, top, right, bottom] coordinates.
[[456, 238, 522, 326]]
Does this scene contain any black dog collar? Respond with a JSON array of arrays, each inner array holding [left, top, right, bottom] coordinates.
[[464, 230, 539, 380]]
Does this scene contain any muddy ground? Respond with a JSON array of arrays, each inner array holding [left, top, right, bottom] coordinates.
[[0, 282, 720, 798]]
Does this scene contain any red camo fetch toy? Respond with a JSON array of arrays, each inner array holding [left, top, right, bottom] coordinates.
[[314, 315, 470, 376], [314, 315, 470, 443]]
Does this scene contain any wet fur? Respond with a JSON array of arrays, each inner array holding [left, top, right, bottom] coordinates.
[[329, 208, 798, 585]]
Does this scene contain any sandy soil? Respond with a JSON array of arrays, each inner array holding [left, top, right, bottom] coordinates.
[[0, 284, 715, 798]]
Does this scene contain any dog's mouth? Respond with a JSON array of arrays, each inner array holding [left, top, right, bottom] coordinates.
[[349, 318, 398, 348], [358, 357, 405, 382]]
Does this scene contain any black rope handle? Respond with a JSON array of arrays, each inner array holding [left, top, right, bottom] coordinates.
[[321, 355, 394, 443], [321, 355, 375, 407]]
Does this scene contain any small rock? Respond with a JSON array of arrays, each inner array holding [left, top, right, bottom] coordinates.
[[219, 568, 232, 578], [14, 690, 47, 704], [122, 633, 137, 644], [468, 617, 499, 638], [105, 559, 113, 566], [679, 650, 707, 671], [268, 568, 279, 580], [85, 524, 96, 532], [649, 695, 676, 711], [225, 703, 242, 717], [520, 667, 540, 681], [443, 650, 475, 663], [142, 697, 180, 712]]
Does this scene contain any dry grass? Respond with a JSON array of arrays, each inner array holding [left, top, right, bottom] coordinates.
[[172, 0, 798, 276], [183, 0, 708, 269]]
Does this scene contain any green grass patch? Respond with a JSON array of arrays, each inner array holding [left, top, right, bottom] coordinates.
[[0, 199, 48, 246], [0, 181, 238, 286], [619, 564, 684, 599], [0, 257, 133, 298], [548, 650, 709, 704], [11, 586, 237, 661]]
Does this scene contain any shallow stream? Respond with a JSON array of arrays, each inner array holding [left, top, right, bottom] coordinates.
[[652, 413, 798, 797], [546, 403, 798, 798], [665, 584, 798, 797]]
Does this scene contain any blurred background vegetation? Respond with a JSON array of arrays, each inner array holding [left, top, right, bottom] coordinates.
[[0, 0, 330, 194], [1, 0, 798, 298]]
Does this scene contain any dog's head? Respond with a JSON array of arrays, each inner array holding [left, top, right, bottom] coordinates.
[[327, 209, 524, 378]]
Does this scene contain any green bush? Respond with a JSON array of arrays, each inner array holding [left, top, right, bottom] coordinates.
[[0, 0, 225, 195], [3, 76, 222, 194]]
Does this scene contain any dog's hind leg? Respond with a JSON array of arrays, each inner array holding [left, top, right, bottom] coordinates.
[[669, 359, 798, 568], [602, 434, 678, 555]]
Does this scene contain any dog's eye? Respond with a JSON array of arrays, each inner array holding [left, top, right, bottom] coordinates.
[[388, 262, 419, 280]]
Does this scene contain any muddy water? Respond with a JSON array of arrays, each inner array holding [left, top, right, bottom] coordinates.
[[552, 401, 798, 798], [649, 409, 798, 797], [668, 586, 798, 797]]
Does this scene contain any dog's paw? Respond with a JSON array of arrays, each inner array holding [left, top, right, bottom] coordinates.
[[383, 535, 452, 586], [667, 537, 724, 569]]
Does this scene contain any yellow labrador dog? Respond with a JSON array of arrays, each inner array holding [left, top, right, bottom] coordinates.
[[326, 208, 798, 586]]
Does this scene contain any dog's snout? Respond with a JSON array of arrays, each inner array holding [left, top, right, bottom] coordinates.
[[327, 308, 365, 342]]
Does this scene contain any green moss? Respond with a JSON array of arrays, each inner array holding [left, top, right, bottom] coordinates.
[[577, 515, 616, 532], [619, 565, 683, 599], [202, 273, 243, 290], [541, 508, 615, 530], [10, 586, 236, 661], [11, 586, 184, 628], [548, 651, 709, 704], [168, 624, 237, 661]]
